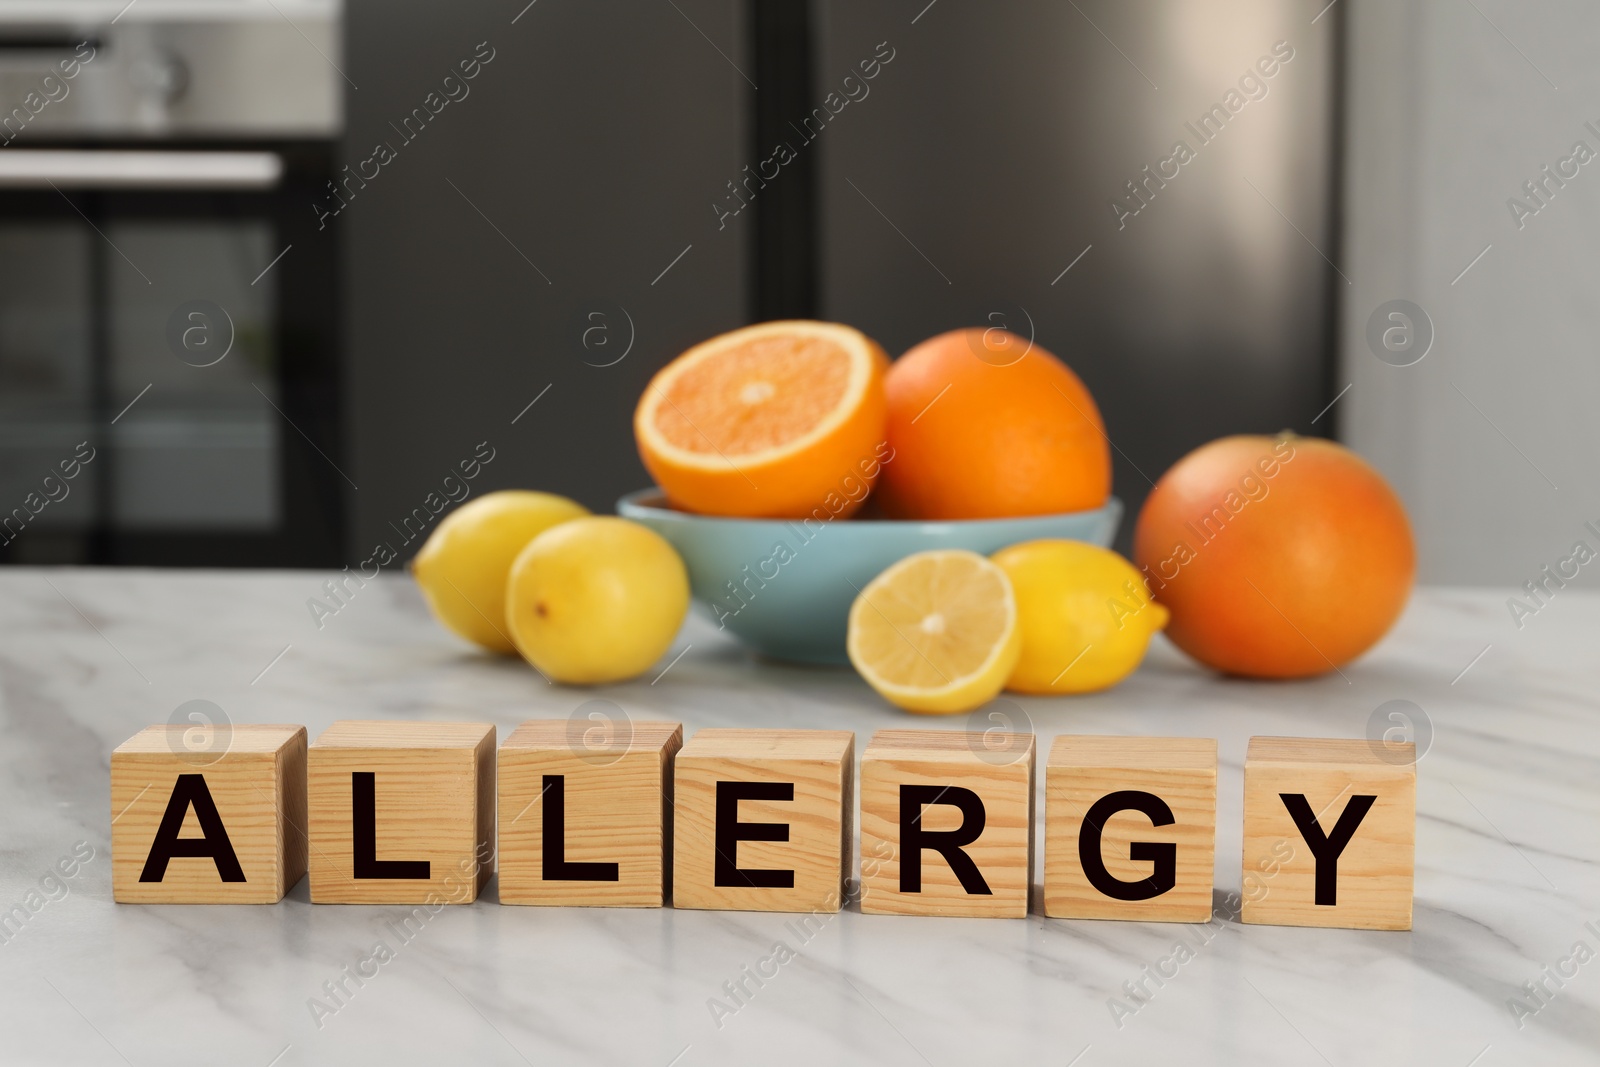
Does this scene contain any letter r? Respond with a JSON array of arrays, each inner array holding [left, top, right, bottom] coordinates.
[[899, 785, 991, 894]]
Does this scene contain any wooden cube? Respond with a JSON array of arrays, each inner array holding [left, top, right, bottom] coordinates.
[[859, 729, 1035, 918], [1044, 736, 1217, 922], [1241, 737, 1416, 930], [111, 725, 307, 904], [308, 721, 495, 904], [673, 728, 854, 913], [497, 720, 682, 906]]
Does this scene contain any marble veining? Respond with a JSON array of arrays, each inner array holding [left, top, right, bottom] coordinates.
[[0, 568, 1596, 1065]]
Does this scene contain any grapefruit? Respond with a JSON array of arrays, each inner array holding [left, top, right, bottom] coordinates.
[[1132, 434, 1414, 678]]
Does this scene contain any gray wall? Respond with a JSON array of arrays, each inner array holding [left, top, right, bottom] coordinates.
[[343, 0, 749, 558], [1341, 0, 1600, 584]]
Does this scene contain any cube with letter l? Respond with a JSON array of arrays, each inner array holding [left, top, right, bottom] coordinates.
[[308, 721, 495, 904], [497, 718, 681, 906]]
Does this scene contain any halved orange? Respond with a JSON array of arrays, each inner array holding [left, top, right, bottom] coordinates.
[[634, 321, 890, 518]]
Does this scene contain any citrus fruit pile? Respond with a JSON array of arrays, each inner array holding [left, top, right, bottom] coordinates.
[[634, 321, 1112, 522], [412, 493, 688, 686], [629, 320, 1163, 712], [846, 541, 1170, 714], [412, 319, 1415, 704]]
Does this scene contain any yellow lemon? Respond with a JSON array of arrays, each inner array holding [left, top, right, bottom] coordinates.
[[506, 516, 689, 685], [847, 549, 1021, 714], [412, 490, 589, 653], [991, 539, 1168, 694]]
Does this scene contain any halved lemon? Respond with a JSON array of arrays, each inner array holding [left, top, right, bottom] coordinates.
[[634, 320, 889, 518], [847, 549, 1022, 714]]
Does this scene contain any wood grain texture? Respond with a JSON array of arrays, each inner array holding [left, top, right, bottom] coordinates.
[[1044, 736, 1216, 922], [1240, 736, 1416, 930], [859, 729, 1034, 918], [497, 720, 682, 907], [672, 728, 853, 914], [111, 725, 306, 904], [307, 721, 495, 904]]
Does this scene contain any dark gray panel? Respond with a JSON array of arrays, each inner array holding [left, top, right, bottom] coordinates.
[[816, 1, 1338, 545], [344, 0, 749, 558]]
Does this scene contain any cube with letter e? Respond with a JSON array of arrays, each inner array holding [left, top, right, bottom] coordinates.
[[859, 729, 1034, 918], [111, 724, 307, 904], [497, 718, 682, 906], [1045, 736, 1217, 922], [672, 728, 854, 913], [1241, 736, 1415, 930], [307, 721, 495, 904]]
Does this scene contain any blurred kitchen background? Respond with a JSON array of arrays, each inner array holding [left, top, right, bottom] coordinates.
[[0, 0, 1593, 584]]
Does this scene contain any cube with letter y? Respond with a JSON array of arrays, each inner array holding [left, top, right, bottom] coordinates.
[[497, 718, 682, 906], [859, 729, 1035, 918], [308, 721, 495, 904], [1241, 736, 1416, 930], [673, 728, 854, 913], [112, 724, 307, 903], [1045, 736, 1217, 922]]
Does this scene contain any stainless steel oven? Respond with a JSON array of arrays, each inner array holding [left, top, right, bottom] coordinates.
[[0, 2, 344, 566]]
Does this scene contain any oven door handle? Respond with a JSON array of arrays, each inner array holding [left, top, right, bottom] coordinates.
[[0, 150, 283, 189]]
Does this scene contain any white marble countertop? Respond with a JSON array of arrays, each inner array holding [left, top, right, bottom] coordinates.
[[0, 568, 1596, 1065]]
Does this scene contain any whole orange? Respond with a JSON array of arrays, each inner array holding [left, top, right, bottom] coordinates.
[[879, 329, 1110, 519], [1132, 434, 1414, 679]]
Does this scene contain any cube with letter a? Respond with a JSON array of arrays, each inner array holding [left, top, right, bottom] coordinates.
[[497, 719, 682, 906], [1241, 736, 1416, 930], [859, 729, 1035, 918], [308, 721, 495, 904], [672, 728, 854, 913], [112, 724, 307, 904], [1044, 736, 1217, 922]]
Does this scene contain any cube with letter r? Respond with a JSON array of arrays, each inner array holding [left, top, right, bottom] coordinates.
[[859, 729, 1035, 918]]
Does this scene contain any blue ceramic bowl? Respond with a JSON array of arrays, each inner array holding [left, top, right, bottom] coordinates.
[[617, 489, 1122, 665]]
